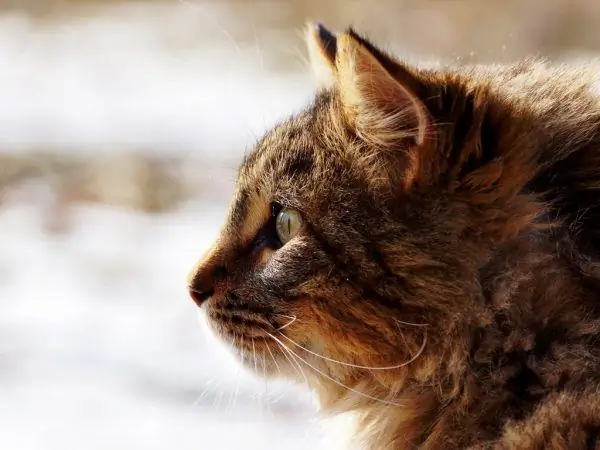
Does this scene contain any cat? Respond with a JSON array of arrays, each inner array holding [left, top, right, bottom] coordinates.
[[188, 22, 600, 449]]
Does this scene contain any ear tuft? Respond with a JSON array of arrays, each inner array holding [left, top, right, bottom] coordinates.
[[305, 21, 338, 88], [315, 22, 337, 63], [334, 31, 429, 148]]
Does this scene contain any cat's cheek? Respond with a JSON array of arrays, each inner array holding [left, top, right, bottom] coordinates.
[[260, 244, 320, 290], [260, 251, 291, 285], [256, 246, 275, 266]]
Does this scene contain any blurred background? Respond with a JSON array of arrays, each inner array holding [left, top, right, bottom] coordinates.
[[2, 1, 600, 449]]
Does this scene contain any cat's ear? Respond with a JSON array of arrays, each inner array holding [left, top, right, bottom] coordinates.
[[305, 22, 338, 88], [334, 29, 430, 148]]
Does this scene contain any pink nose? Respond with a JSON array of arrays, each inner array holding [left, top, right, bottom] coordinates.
[[188, 260, 229, 307], [188, 242, 228, 307], [188, 285, 213, 307]]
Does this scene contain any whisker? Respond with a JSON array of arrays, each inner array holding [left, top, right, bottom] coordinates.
[[265, 331, 403, 407], [266, 341, 282, 375], [213, 379, 225, 412], [274, 314, 297, 331], [239, 335, 246, 365], [276, 339, 310, 386], [395, 322, 410, 356], [261, 349, 269, 410], [191, 376, 219, 408], [276, 330, 427, 371], [230, 332, 238, 355], [272, 313, 297, 321], [394, 319, 429, 328], [227, 368, 242, 414], [226, 333, 239, 413], [252, 338, 258, 374]]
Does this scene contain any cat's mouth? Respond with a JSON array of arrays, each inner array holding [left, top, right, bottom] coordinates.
[[205, 303, 277, 341], [204, 303, 305, 377], [208, 309, 274, 340]]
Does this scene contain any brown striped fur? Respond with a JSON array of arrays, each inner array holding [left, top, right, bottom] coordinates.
[[188, 23, 600, 449]]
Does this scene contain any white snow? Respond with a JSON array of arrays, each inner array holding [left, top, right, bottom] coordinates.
[[0, 202, 322, 450], [0, 3, 328, 450]]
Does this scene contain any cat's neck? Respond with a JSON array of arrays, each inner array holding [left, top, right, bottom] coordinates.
[[317, 230, 600, 449], [317, 387, 442, 450]]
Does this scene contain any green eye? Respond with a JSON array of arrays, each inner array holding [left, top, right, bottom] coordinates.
[[275, 208, 303, 245]]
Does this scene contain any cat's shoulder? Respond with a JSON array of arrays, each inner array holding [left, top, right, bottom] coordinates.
[[488, 387, 600, 449]]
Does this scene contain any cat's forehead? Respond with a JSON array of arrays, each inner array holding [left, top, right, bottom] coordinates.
[[239, 97, 335, 187], [224, 99, 336, 243]]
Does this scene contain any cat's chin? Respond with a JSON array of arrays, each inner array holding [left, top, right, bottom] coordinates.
[[230, 335, 316, 382], [197, 308, 296, 380]]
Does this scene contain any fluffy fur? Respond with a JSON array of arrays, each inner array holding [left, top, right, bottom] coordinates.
[[188, 23, 600, 449]]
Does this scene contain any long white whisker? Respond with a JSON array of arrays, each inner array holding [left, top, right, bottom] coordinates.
[[266, 342, 282, 375], [252, 338, 258, 374], [265, 332, 403, 407], [257, 346, 266, 416], [261, 349, 269, 409], [227, 368, 241, 414], [229, 334, 241, 413], [213, 379, 224, 412], [277, 330, 427, 371], [273, 313, 297, 321], [239, 335, 245, 365], [250, 337, 264, 414], [394, 319, 429, 328], [276, 339, 310, 386], [275, 314, 297, 331], [191, 376, 218, 408], [226, 333, 239, 413]]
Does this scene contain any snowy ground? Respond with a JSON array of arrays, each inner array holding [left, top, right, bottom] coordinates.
[[0, 4, 326, 450], [0, 202, 322, 450]]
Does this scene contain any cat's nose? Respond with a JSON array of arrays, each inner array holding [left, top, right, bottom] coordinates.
[[188, 266, 217, 307], [187, 244, 227, 307], [188, 283, 214, 307]]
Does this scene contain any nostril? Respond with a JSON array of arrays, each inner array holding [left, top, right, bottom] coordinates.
[[188, 263, 226, 307], [188, 286, 214, 307]]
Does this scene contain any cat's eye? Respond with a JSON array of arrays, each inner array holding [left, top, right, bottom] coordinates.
[[275, 208, 303, 245]]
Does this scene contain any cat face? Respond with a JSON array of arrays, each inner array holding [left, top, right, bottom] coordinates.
[[188, 24, 539, 397]]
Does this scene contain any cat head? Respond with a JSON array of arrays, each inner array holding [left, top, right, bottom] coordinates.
[[188, 24, 541, 406]]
